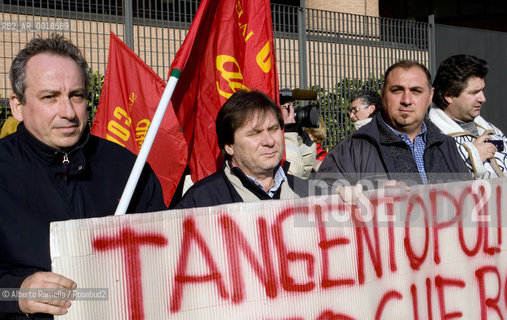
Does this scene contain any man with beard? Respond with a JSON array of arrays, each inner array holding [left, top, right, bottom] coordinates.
[[318, 60, 470, 188]]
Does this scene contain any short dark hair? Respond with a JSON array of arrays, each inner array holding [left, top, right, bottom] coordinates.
[[349, 90, 381, 118], [383, 60, 432, 91], [216, 90, 284, 160], [9, 33, 89, 104], [432, 54, 488, 109]]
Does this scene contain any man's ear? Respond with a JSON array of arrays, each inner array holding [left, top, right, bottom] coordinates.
[[10, 93, 24, 122], [224, 144, 234, 158], [429, 87, 434, 104], [444, 95, 454, 105]]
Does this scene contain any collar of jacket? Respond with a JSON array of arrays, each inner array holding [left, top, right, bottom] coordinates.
[[353, 113, 446, 148], [226, 160, 285, 200], [17, 123, 89, 176], [428, 107, 494, 137]]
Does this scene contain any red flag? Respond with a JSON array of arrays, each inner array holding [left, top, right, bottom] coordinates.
[[170, 0, 279, 182], [92, 32, 188, 206]]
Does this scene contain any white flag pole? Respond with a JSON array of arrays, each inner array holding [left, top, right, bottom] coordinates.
[[114, 73, 180, 215]]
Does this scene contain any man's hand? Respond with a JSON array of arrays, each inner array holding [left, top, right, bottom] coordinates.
[[281, 102, 296, 124], [335, 181, 411, 205], [473, 134, 497, 162], [19, 271, 76, 315], [380, 179, 412, 192], [335, 184, 364, 205]]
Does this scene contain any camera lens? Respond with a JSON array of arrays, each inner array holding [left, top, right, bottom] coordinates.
[[295, 104, 320, 128]]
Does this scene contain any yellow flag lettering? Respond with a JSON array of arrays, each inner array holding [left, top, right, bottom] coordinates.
[[256, 41, 271, 73], [128, 92, 137, 110], [235, 0, 244, 18], [216, 55, 249, 99], [235, 0, 253, 42], [105, 133, 125, 147], [135, 119, 150, 150], [106, 106, 131, 146], [239, 23, 254, 42]]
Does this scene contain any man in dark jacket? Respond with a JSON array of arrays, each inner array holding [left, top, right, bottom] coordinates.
[[176, 90, 304, 209], [0, 34, 166, 319], [319, 60, 471, 188]]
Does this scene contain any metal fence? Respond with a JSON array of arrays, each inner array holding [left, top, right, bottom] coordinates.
[[0, 0, 429, 149]]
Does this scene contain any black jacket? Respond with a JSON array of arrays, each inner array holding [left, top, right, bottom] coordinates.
[[0, 124, 166, 319], [175, 164, 306, 209], [318, 114, 472, 187]]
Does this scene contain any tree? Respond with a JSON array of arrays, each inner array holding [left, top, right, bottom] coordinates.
[[87, 69, 105, 125]]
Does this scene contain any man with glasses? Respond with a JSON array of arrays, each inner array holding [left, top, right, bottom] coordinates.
[[349, 90, 381, 130]]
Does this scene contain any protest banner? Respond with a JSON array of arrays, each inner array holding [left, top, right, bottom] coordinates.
[[51, 178, 507, 319]]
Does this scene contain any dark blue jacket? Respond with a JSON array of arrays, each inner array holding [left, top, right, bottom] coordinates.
[[318, 113, 472, 187], [175, 164, 307, 209], [0, 124, 166, 319]]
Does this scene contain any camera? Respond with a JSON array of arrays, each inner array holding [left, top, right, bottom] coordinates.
[[280, 88, 320, 128], [488, 140, 504, 152], [294, 104, 320, 128]]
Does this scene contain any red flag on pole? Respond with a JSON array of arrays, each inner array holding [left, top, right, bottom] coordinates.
[[92, 32, 187, 206], [170, 0, 279, 182]]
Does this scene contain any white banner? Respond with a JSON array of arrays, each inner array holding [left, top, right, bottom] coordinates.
[[51, 178, 507, 319]]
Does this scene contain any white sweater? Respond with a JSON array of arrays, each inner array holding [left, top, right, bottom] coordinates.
[[428, 107, 507, 179]]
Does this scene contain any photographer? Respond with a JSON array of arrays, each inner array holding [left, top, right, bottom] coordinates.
[[280, 88, 317, 179]]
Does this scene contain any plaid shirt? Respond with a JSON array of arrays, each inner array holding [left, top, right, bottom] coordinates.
[[385, 121, 428, 184]]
